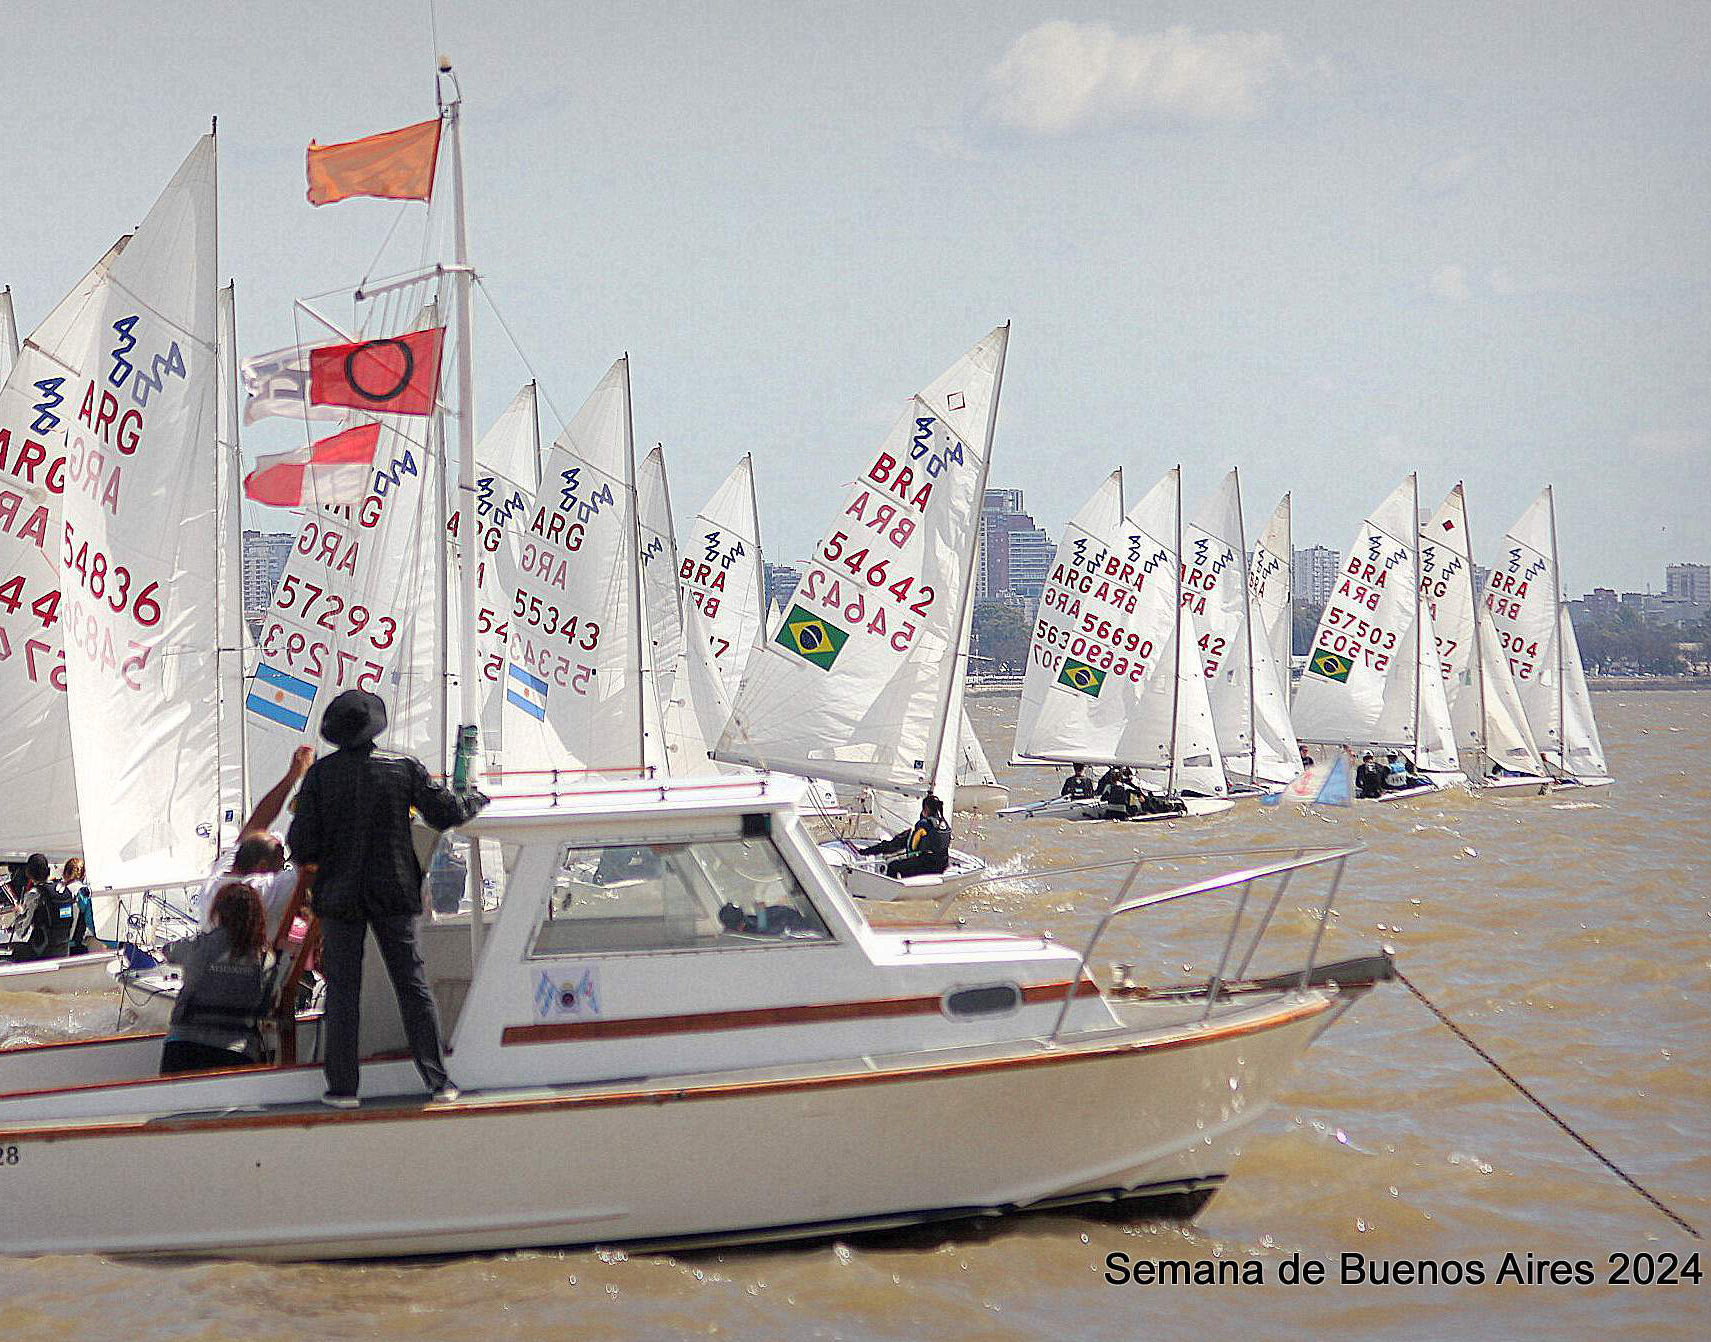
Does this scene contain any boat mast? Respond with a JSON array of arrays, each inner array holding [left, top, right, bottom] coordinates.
[[622, 357, 647, 774], [1282, 491, 1293, 699], [430, 300, 450, 776], [1409, 472, 1422, 760], [1547, 483, 1564, 770], [440, 61, 486, 965], [745, 453, 765, 647], [528, 379, 542, 489], [1234, 467, 1256, 786], [1167, 466, 1182, 795], [1461, 482, 1489, 772], [924, 323, 1008, 799]]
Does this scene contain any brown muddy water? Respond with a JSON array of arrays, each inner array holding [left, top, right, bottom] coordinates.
[[0, 690, 1704, 1340]]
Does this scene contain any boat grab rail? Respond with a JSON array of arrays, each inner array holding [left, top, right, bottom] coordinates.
[[1046, 845, 1362, 1041]]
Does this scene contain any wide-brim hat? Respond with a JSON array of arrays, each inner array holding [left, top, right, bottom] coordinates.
[[320, 689, 388, 748]]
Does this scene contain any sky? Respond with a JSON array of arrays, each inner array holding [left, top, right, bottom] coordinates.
[[3, 1, 1707, 593]]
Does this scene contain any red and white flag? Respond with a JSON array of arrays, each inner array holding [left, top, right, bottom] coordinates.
[[310, 326, 445, 417], [243, 423, 380, 507]]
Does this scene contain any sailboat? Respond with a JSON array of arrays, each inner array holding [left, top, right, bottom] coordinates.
[[1419, 483, 1549, 791], [1293, 474, 1463, 800], [1482, 487, 1611, 787], [715, 326, 1009, 899], [1006, 468, 1233, 821], [498, 358, 655, 780], [1184, 469, 1302, 792]]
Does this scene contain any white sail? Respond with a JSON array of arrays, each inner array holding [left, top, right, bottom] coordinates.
[[246, 304, 441, 788], [1013, 468, 1223, 794], [1294, 477, 1425, 751], [58, 136, 221, 884], [0, 287, 17, 382], [1484, 488, 1608, 780], [1556, 605, 1608, 779], [681, 455, 765, 708], [1420, 483, 1543, 776], [660, 598, 725, 776], [717, 327, 1008, 794], [1124, 469, 1226, 797], [1248, 492, 1292, 688], [1411, 597, 1461, 775], [637, 444, 683, 744], [1185, 470, 1300, 785], [0, 242, 126, 856], [214, 282, 249, 844], [465, 382, 540, 767], [499, 357, 649, 777]]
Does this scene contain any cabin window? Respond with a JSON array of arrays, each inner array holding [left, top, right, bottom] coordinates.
[[531, 837, 832, 957], [943, 984, 1023, 1018]]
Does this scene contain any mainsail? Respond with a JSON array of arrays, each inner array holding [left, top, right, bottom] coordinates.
[[214, 282, 250, 843], [637, 444, 683, 735], [58, 135, 221, 884], [1013, 468, 1225, 796], [1419, 483, 1543, 777], [499, 357, 650, 777], [245, 309, 441, 789], [716, 326, 1008, 795], [1293, 475, 1460, 775], [1483, 487, 1609, 781], [1248, 492, 1292, 684], [1184, 469, 1300, 785], [681, 454, 765, 708], [0, 241, 126, 856]]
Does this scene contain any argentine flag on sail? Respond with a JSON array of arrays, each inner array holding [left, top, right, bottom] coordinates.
[[246, 664, 317, 732], [506, 663, 548, 721], [1261, 752, 1352, 807]]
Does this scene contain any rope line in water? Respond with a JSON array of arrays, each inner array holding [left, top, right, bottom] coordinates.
[[1396, 968, 1700, 1241]]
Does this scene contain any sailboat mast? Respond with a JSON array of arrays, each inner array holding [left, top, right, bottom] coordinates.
[[1461, 482, 1489, 771], [622, 358, 647, 773], [528, 379, 543, 489], [1547, 484, 1564, 768], [1234, 467, 1256, 786], [745, 454, 766, 646], [444, 78, 481, 756], [1410, 472, 1422, 758], [1282, 492, 1293, 695], [924, 324, 1008, 797], [1167, 466, 1182, 795], [430, 318, 451, 775], [218, 281, 249, 834]]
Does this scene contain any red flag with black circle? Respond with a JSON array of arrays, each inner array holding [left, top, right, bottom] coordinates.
[[309, 326, 445, 416]]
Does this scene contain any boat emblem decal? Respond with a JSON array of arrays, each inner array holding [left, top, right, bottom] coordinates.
[[1056, 658, 1105, 698], [775, 605, 848, 671], [1308, 648, 1353, 683], [534, 966, 601, 1020]]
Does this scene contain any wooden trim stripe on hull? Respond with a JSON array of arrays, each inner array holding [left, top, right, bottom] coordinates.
[[498, 978, 1102, 1046], [0, 993, 1336, 1146]]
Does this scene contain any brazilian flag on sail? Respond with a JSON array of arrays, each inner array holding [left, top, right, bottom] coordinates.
[[1309, 648, 1353, 683], [775, 605, 849, 670], [1057, 658, 1105, 698]]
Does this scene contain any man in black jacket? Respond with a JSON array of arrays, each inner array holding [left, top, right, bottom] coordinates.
[[858, 794, 952, 878], [287, 690, 487, 1107]]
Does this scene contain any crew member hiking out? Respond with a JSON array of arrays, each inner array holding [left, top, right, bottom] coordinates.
[[287, 690, 488, 1108], [858, 794, 952, 879]]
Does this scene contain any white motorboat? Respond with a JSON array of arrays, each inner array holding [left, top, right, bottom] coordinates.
[[0, 774, 1387, 1260]]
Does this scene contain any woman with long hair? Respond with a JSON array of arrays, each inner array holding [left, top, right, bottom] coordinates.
[[159, 883, 276, 1075]]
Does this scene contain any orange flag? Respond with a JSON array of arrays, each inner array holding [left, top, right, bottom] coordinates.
[[306, 118, 442, 206]]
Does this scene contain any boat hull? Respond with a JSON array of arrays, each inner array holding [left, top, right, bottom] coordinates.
[[819, 842, 988, 902], [0, 952, 120, 996], [0, 991, 1338, 1260], [1001, 796, 1236, 823]]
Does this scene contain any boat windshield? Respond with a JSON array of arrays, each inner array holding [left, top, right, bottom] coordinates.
[[532, 836, 831, 956]]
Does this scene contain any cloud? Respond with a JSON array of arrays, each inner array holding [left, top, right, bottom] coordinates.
[[983, 22, 1323, 135], [1430, 264, 1470, 303]]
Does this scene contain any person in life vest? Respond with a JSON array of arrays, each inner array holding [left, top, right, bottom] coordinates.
[[158, 883, 276, 1075], [858, 794, 953, 879], [8, 854, 76, 961], [58, 858, 95, 954], [1060, 763, 1097, 799]]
